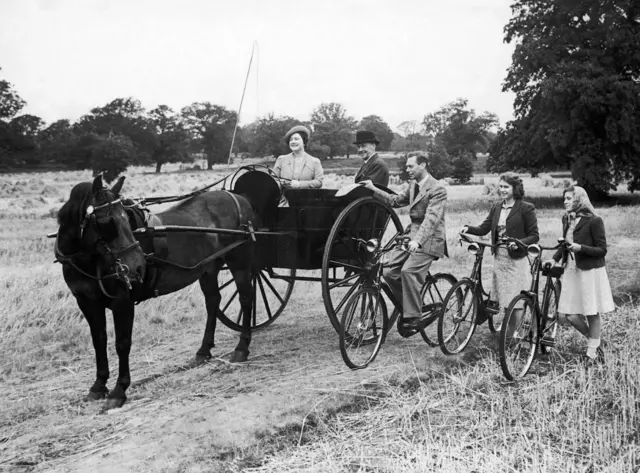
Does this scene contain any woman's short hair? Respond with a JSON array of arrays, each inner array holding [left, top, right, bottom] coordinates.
[[499, 172, 525, 199]]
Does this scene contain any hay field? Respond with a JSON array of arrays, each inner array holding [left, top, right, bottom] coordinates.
[[1, 166, 639, 472]]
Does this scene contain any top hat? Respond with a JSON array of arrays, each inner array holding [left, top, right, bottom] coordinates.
[[284, 125, 311, 143], [353, 130, 380, 145]]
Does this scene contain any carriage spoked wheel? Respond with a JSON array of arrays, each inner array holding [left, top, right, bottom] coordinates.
[[216, 264, 296, 331], [321, 197, 403, 333], [339, 287, 388, 369]]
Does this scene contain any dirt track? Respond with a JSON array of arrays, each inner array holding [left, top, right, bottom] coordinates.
[[1, 287, 489, 473]]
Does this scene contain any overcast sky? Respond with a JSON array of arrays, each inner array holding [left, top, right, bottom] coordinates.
[[1, 0, 517, 131]]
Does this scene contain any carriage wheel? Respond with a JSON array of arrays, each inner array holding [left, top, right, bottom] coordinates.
[[321, 197, 403, 334], [216, 265, 296, 332], [340, 287, 388, 370]]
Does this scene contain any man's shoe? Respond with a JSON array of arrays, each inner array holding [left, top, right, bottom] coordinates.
[[398, 315, 431, 339]]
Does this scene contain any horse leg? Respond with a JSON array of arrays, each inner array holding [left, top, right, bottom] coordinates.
[[195, 268, 222, 363], [78, 297, 110, 400], [104, 301, 135, 409], [231, 268, 253, 363]]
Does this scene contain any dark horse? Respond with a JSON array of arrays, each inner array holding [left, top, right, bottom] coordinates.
[[55, 174, 257, 409]]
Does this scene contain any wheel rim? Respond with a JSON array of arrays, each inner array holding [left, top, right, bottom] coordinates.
[[540, 282, 560, 355], [322, 197, 403, 333], [216, 265, 296, 331], [439, 280, 477, 355], [420, 274, 457, 346], [488, 303, 505, 333], [499, 296, 538, 380], [340, 288, 387, 369]]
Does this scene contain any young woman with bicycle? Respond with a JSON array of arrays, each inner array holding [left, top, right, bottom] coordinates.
[[545, 186, 614, 362], [460, 173, 539, 324]]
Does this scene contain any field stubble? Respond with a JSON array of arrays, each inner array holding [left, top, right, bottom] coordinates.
[[0, 168, 639, 472]]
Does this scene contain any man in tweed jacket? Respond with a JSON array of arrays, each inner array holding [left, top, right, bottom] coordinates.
[[363, 152, 448, 336]]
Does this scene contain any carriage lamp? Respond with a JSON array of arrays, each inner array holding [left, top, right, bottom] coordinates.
[[365, 238, 379, 252], [527, 244, 541, 257], [467, 242, 480, 255]]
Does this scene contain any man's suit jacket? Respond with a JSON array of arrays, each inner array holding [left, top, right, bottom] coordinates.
[[354, 153, 389, 187], [552, 214, 607, 270], [466, 199, 539, 259], [374, 175, 448, 258]]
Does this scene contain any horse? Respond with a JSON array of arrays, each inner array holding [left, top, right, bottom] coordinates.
[[55, 174, 258, 409]]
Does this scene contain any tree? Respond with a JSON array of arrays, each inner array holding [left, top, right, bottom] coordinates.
[[181, 102, 237, 169], [358, 115, 395, 151], [249, 113, 299, 157], [310, 102, 357, 159], [422, 98, 499, 157], [492, 0, 640, 197], [76, 97, 155, 165], [39, 119, 79, 166], [147, 105, 190, 173], [88, 133, 136, 182], [0, 68, 25, 121]]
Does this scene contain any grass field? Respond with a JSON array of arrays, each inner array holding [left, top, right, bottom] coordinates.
[[1, 166, 639, 472]]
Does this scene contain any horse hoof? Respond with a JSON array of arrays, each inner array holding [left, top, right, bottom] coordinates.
[[104, 397, 126, 410], [85, 390, 107, 402], [230, 350, 249, 363], [194, 353, 212, 365]]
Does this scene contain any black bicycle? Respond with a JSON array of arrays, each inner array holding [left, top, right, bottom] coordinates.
[[498, 239, 566, 380], [437, 233, 511, 355], [339, 235, 457, 369]]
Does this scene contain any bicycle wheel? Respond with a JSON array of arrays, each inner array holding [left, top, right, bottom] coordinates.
[[540, 280, 561, 355], [487, 300, 504, 333], [438, 279, 477, 355], [499, 295, 538, 380], [339, 287, 388, 370], [419, 273, 457, 346]]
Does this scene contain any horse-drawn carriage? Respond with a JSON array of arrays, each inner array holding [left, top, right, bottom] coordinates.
[[51, 166, 455, 407]]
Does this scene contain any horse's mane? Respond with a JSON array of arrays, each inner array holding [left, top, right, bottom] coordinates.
[[57, 182, 93, 229]]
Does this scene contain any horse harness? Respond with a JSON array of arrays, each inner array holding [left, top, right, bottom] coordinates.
[[55, 196, 143, 299]]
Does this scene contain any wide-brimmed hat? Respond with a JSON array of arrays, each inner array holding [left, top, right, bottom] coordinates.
[[353, 130, 380, 145], [284, 125, 311, 143]]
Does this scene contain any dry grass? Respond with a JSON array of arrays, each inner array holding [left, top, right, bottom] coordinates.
[[1, 166, 639, 472]]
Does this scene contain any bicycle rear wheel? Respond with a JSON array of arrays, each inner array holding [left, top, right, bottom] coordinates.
[[499, 295, 538, 380], [419, 273, 457, 346], [438, 279, 477, 355], [339, 287, 388, 369]]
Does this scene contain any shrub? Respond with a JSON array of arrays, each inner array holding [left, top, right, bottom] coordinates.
[[483, 182, 499, 196]]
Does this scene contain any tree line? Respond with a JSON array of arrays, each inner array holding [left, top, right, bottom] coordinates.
[[0, 76, 498, 183]]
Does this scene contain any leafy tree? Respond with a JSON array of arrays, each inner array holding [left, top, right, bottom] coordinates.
[[249, 113, 299, 157], [0, 68, 25, 121], [76, 97, 154, 164], [398, 140, 452, 182], [451, 154, 475, 183], [147, 105, 190, 173], [88, 133, 136, 182], [396, 120, 421, 137], [422, 98, 498, 157], [181, 102, 237, 169], [310, 102, 357, 159], [391, 132, 432, 153], [358, 115, 395, 151], [39, 119, 79, 166], [492, 0, 640, 197]]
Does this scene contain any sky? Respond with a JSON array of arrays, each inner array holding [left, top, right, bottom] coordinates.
[[0, 0, 517, 132]]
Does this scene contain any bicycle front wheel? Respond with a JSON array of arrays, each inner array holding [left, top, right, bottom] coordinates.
[[339, 287, 388, 370], [438, 279, 478, 355], [419, 273, 457, 346], [499, 294, 538, 380]]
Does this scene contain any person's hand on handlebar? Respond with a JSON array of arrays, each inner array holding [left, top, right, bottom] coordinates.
[[460, 225, 469, 234], [566, 243, 582, 253]]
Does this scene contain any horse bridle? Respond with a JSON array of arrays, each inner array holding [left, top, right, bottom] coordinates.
[[55, 195, 143, 299]]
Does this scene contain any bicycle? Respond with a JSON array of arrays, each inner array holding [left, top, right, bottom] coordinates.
[[437, 233, 512, 355], [339, 235, 457, 369], [498, 239, 567, 380]]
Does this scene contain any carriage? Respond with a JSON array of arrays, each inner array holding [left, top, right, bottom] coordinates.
[[131, 165, 407, 335]]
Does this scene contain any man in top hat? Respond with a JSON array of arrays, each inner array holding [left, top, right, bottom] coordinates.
[[353, 130, 389, 187], [362, 151, 448, 337]]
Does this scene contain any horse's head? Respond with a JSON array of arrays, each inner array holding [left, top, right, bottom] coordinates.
[[57, 174, 146, 295]]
